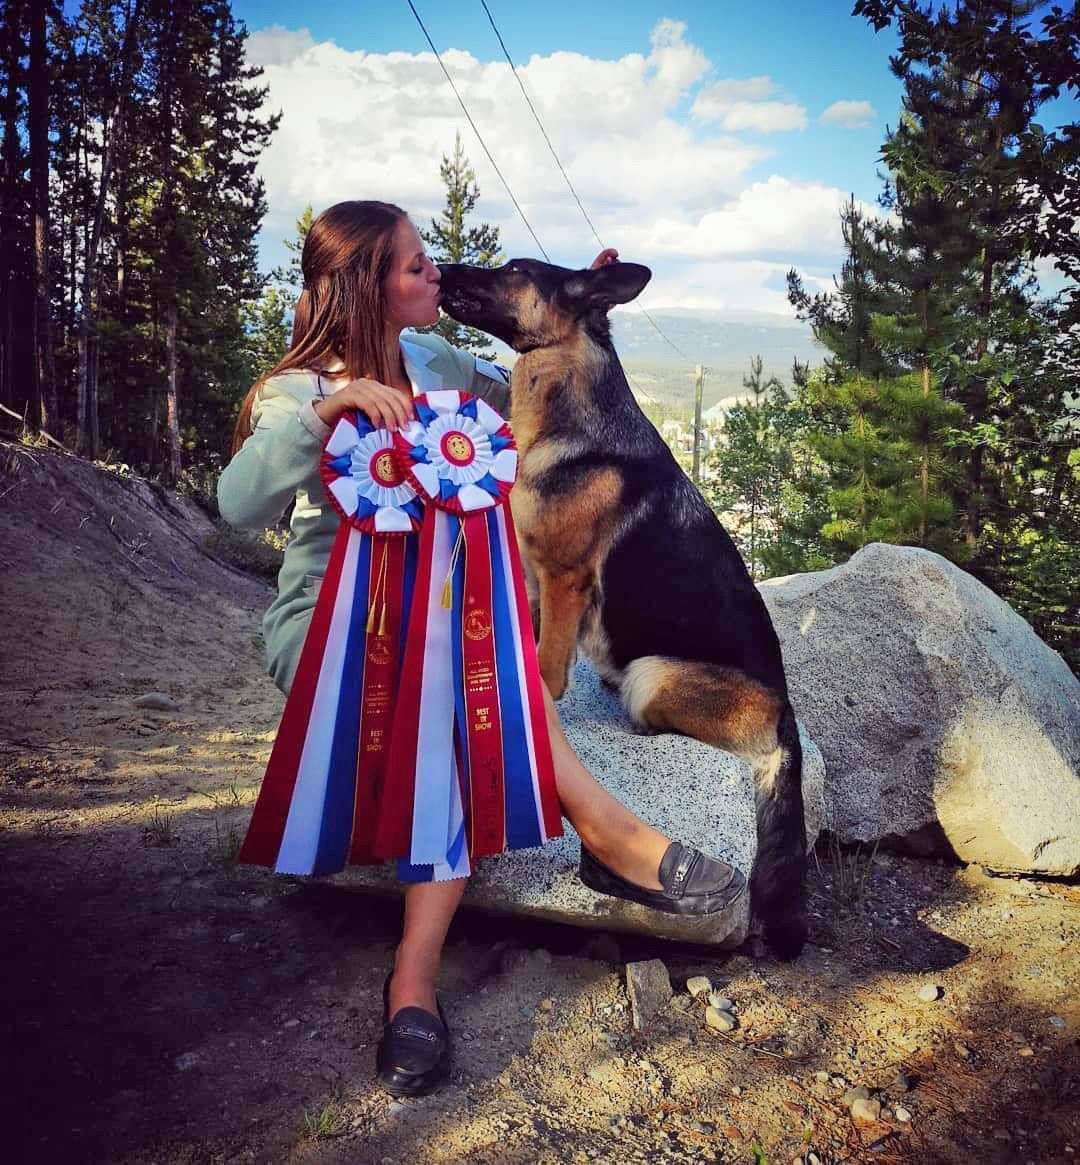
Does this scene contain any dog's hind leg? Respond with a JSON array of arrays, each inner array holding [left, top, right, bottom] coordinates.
[[621, 655, 808, 961]]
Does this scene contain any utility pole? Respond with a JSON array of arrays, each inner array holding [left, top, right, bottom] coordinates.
[[691, 363, 705, 484]]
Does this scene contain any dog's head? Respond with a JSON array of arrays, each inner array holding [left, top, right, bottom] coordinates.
[[437, 258, 651, 352]]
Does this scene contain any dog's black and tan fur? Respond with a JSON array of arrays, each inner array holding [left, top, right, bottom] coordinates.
[[439, 258, 808, 960]]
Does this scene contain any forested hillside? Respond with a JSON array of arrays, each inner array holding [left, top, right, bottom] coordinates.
[[2, 0, 278, 482]]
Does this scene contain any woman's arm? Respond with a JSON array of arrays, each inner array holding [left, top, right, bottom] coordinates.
[[217, 376, 328, 531]]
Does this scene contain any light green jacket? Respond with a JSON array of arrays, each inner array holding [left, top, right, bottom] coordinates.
[[218, 332, 511, 694]]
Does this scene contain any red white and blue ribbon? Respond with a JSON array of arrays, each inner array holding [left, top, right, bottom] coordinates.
[[374, 390, 563, 876], [238, 410, 422, 875], [239, 393, 562, 882]]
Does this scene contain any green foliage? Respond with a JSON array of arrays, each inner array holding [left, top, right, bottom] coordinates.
[[201, 522, 287, 580], [703, 357, 834, 579], [418, 132, 502, 357], [240, 285, 292, 385], [2, 0, 279, 477], [273, 204, 314, 304], [776, 0, 1080, 668]]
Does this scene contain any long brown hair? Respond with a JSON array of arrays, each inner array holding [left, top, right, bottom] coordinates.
[[231, 200, 407, 454]]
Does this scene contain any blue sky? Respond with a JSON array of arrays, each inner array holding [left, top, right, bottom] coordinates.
[[230, 1, 1075, 314], [236, 0, 906, 199]]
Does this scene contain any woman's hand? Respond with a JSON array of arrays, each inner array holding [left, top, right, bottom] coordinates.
[[590, 248, 619, 269], [312, 377, 414, 431]]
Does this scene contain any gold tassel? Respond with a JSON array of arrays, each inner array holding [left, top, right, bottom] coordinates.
[[441, 524, 465, 609], [367, 544, 391, 632]]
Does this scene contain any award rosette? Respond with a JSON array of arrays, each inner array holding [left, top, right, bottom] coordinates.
[[238, 410, 423, 875], [374, 390, 563, 879]]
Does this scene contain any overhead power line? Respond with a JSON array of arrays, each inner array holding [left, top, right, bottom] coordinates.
[[478, 0, 694, 367], [405, 0, 550, 261]]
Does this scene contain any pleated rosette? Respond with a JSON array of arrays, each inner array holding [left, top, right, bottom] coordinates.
[[375, 390, 563, 880], [238, 410, 423, 876]]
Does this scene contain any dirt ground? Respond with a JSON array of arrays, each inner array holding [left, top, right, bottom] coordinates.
[[2, 441, 1079, 1165]]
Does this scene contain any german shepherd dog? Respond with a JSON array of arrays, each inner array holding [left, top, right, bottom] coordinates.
[[437, 258, 807, 960]]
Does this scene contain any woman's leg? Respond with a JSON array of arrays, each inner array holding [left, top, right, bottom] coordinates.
[[544, 686, 668, 890], [388, 877, 467, 1017]]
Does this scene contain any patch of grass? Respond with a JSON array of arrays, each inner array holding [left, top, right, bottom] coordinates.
[[143, 806, 176, 848], [213, 819, 243, 866], [813, 829, 880, 916], [301, 1094, 348, 1141], [201, 522, 288, 580]]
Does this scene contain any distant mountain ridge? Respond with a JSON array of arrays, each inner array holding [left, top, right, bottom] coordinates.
[[462, 306, 825, 413]]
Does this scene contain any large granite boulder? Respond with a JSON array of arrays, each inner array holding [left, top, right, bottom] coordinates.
[[345, 661, 826, 946], [760, 543, 1080, 875]]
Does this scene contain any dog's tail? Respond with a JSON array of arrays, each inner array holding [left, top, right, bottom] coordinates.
[[749, 700, 808, 961]]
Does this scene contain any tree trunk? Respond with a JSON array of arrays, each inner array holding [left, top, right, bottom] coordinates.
[[29, 0, 54, 433], [919, 292, 929, 546], [0, 0, 24, 413], [159, 0, 181, 484], [76, 0, 143, 455], [166, 301, 180, 483], [964, 248, 994, 551]]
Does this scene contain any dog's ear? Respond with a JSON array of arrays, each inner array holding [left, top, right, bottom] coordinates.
[[556, 262, 652, 314]]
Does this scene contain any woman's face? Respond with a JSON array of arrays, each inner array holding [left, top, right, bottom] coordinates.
[[383, 217, 442, 330]]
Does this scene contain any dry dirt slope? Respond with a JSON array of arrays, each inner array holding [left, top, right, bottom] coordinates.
[[1, 440, 1079, 1165]]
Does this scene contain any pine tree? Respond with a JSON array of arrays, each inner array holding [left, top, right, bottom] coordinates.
[[786, 196, 895, 383], [704, 358, 835, 579], [418, 132, 501, 356], [274, 203, 313, 304]]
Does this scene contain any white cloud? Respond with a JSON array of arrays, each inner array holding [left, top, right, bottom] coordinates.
[[245, 22, 841, 315], [614, 177, 879, 262], [820, 99, 876, 128], [704, 101, 808, 133], [691, 76, 806, 132], [694, 76, 777, 106], [247, 25, 316, 67]]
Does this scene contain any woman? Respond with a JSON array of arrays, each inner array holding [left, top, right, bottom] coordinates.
[[219, 200, 743, 1098]]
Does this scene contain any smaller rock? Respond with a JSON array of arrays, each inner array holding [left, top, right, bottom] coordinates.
[[686, 975, 712, 998], [387, 1100, 405, 1115], [954, 1041, 971, 1059], [175, 1052, 199, 1071], [689, 1120, 714, 1135], [707, 993, 734, 1011], [705, 1007, 736, 1032], [894, 1107, 911, 1122], [135, 692, 178, 711], [851, 1097, 882, 1124], [626, 959, 672, 1031], [843, 1086, 870, 1107], [889, 1072, 914, 1093], [1018, 1046, 1035, 1057], [1049, 1016, 1066, 1030], [539, 998, 554, 1013], [227, 932, 244, 944], [814, 1071, 830, 1084], [917, 983, 942, 1003], [730, 1085, 742, 1096], [283, 1018, 300, 1029]]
